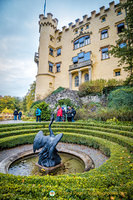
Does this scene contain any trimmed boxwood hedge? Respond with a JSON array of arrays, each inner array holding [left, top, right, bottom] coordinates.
[[0, 121, 133, 200]]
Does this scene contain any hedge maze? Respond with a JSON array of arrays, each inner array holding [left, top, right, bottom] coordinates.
[[0, 121, 133, 200]]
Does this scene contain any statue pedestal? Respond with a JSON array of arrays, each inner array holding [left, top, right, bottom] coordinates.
[[36, 163, 64, 175]]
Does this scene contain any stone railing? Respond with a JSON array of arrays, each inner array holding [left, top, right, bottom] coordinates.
[[69, 60, 91, 71]]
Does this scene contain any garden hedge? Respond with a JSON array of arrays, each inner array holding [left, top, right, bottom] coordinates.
[[0, 121, 133, 200]]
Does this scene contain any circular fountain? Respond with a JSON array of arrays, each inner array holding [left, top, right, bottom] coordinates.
[[0, 142, 108, 176], [0, 115, 108, 176]]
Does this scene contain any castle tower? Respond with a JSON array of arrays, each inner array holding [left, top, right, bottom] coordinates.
[[35, 13, 58, 100]]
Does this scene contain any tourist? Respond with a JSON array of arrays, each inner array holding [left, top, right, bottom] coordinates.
[[56, 105, 63, 122], [13, 109, 18, 120], [18, 111, 22, 120], [36, 107, 42, 122], [71, 107, 76, 122], [67, 106, 72, 122], [62, 107, 66, 122]]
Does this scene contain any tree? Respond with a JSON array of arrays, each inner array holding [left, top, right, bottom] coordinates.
[[13, 97, 22, 111], [110, 0, 133, 84], [25, 81, 36, 111], [0, 96, 22, 113], [22, 97, 27, 112]]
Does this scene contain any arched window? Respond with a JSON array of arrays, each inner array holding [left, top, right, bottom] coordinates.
[[74, 35, 90, 50], [84, 73, 89, 82], [75, 76, 79, 87], [49, 62, 53, 72]]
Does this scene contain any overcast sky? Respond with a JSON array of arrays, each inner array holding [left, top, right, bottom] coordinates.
[[0, 0, 120, 98]]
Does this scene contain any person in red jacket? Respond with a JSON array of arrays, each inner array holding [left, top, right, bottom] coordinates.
[[56, 105, 63, 122]]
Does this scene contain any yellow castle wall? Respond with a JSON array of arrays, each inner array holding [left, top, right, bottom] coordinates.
[[35, 0, 127, 100]]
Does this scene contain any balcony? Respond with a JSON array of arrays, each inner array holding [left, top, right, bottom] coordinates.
[[34, 52, 39, 63], [69, 59, 91, 71]]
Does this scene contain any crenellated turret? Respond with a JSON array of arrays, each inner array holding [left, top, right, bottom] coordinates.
[[35, 13, 58, 100], [39, 13, 58, 30]]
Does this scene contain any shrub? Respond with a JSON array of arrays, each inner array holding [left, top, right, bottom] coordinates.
[[54, 98, 74, 110], [75, 105, 133, 122], [108, 87, 133, 109], [78, 79, 107, 96], [30, 100, 42, 109], [33, 101, 51, 121], [107, 78, 123, 87], [78, 79, 124, 97], [75, 102, 101, 121], [96, 107, 133, 121], [1, 108, 14, 114], [51, 87, 65, 95]]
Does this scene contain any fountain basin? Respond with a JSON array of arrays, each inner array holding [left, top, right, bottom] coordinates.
[[0, 146, 94, 176]]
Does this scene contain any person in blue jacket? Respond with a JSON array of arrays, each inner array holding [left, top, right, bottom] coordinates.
[[36, 108, 42, 122], [18, 111, 22, 120]]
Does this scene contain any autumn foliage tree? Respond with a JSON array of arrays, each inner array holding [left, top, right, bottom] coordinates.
[[24, 81, 36, 111], [0, 96, 22, 113]]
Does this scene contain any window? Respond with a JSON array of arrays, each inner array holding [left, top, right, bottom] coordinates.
[[117, 9, 122, 15], [74, 40, 79, 49], [49, 62, 53, 72], [72, 51, 90, 64], [78, 52, 84, 63], [79, 37, 84, 48], [56, 63, 61, 72], [119, 43, 126, 48], [49, 82, 53, 88], [84, 73, 89, 82], [75, 29, 78, 34], [101, 17, 106, 22], [101, 29, 108, 39], [117, 23, 124, 33], [86, 25, 89, 29], [75, 76, 79, 87], [115, 71, 121, 76], [57, 48, 61, 56], [114, 69, 121, 76], [74, 35, 90, 49], [57, 37, 61, 42], [85, 36, 90, 45], [72, 56, 78, 64], [49, 48, 53, 56], [84, 52, 90, 61], [101, 47, 109, 60]]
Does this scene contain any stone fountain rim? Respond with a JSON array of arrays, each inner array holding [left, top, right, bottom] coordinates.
[[0, 146, 94, 175]]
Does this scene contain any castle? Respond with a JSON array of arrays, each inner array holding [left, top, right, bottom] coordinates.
[[34, 0, 127, 100]]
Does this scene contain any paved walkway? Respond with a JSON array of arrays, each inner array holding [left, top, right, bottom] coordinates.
[[0, 120, 32, 124]]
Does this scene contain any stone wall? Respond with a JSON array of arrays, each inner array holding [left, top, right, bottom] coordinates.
[[44, 89, 82, 109], [44, 89, 107, 109], [81, 95, 107, 106]]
